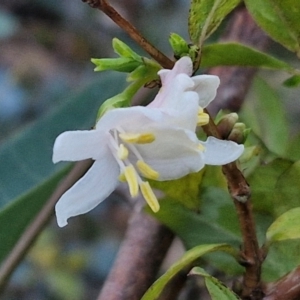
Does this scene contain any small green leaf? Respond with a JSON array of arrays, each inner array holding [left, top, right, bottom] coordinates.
[[169, 33, 190, 58], [190, 267, 241, 300], [112, 38, 142, 61], [91, 57, 141, 73], [244, 0, 300, 56], [266, 207, 300, 243], [141, 243, 237, 300], [189, 0, 241, 45], [283, 75, 300, 87], [201, 43, 296, 73]]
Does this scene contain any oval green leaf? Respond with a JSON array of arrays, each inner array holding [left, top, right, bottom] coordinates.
[[141, 243, 237, 300], [244, 0, 300, 56], [266, 207, 300, 243], [189, 0, 241, 45], [190, 267, 241, 300], [201, 43, 296, 73]]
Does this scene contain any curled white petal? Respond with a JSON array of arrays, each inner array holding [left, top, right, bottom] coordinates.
[[158, 56, 193, 86], [191, 75, 220, 108], [201, 136, 244, 165], [53, 130, 106, 163], [55, 155, 119, 227]]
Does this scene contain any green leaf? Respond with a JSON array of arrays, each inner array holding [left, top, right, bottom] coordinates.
[[189, 0, 241, 45], [0, 73, 126, 263], [112, 38, 141, 61], [283, 75, 300, 87], [91, 57, 141, 73], [169, 33, 190, 58], [286, 133, 300, 161], [190, 267, 241, 300], [0, 167, 70, 264], [201, 43, 296, 73], [141, 243, 237, 300], [248, 159, 293, 215], [150, 171, 205, 211], [240, 77, 289, 156], [273, 161, 300, 216], [244, 0, 300, 56], [266, 207, 300, 243]]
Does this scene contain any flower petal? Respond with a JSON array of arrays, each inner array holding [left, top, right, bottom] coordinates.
[[201, 136, 244, 165], [135, 127, 204, 180], [158, 56, 193, 85], [55, 154, 119, 227], [53, 130, 107, 163], [148, 73, 196, 111], [191, 75, 220, 108], [96, 106, 164, 132]]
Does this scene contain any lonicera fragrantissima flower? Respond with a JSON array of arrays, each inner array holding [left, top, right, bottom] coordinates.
[[53, 57, 244, 227]]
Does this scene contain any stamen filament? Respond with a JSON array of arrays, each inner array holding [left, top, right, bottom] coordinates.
[[140, 181, 160, 212], [136, 160, 159, 180]]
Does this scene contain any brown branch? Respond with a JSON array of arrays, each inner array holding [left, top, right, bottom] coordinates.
[[0, 160, 93, 293], [263, 266, 300, 300], [97, 211, 174, 300], [82, 0, 174, 69]]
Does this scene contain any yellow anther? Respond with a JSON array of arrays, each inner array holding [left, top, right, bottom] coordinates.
[[136, 160, 159, 180], [119, 132, 155, 144], [118, 172, 126, 182], [197, 143, 205, 151], [140, 181, 160, 212], [117, 144, 129, 160], [197, 107, 209, 126], [124, 165, 139, 197]]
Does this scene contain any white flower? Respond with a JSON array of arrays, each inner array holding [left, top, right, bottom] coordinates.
[[53, 56, 244, 227]]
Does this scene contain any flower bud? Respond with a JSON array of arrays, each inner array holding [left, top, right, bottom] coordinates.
[[169, 33, 190, 59], [228, 122, 247, 144], [216, 113, 239, 138]]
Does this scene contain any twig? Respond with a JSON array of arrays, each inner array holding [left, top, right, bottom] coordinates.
[[82, 0, 174, 69], [0, 160, 93, 293], [97, 211, 174, 300]]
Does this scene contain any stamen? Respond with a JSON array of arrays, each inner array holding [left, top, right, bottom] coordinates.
[[136, 160, 159, 180], [119, 132, 155, 144], [124, 165, 139, 197], [118, 172, 126, 182], [117, 144, 129, 160], [198, 143, 205, 151], [140, 181, 160, 212], [197, 108, 209, 126]]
